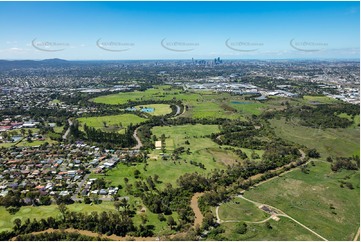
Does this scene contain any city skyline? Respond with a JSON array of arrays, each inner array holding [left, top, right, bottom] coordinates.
[[0, 1, 359, 60]]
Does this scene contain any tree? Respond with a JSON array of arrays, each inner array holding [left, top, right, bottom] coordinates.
[[13, 218, 22, 231], [83, 197, 91, 204], [308, 149, 320, 158], [58, 203, 68, 222], [114, 201, 121, 212], [167, 216, 176, 229], [235, 222, 247, 234]]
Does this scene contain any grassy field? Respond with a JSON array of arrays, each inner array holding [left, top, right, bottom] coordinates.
[[217, 217, 320, 241], [229, 101, 267, 116], [303, 95, 341, 104], [133, 104, 172, 116], [78, 114, 147, 134], [16, 137, 56, 147], [217, 196, 268, 222], [91, 85, 273, 120], [90, 124, 231, 192], [0, 200, 176, 235], [91, 86, 182, 105], [244, 160, 360, 241], [270, 117, 360, 157]]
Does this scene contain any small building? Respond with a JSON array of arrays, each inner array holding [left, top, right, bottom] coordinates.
[[155, 141, 162, 150]]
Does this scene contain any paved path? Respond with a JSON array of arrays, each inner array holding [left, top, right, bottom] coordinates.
[[175, 105, 181, 116]]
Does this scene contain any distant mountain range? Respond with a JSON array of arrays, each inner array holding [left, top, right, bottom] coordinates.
[[0, 58, 70, 69]]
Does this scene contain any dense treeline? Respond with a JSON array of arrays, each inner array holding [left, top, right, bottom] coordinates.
[[280, 103, 360, 128], [76, 123, 136, 148], [330, 157, 359, 172], [15, 231, 110, 241], [1, 206, 153, 240]]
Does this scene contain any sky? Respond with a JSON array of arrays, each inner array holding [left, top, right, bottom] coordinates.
[[0, 1, 359, 60]]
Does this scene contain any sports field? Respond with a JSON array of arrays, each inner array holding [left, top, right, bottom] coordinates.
[[78, 114, 147, 134]]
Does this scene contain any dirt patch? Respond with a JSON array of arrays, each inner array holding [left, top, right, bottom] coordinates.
[[12, 228, 158, 241], [190, 192, 204, 227]]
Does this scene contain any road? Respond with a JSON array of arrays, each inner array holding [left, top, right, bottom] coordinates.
[[62, 119, 73, 140], [132, 127, 143, 149], [71, 173, 90, 201], [175, 105, 181, 116]]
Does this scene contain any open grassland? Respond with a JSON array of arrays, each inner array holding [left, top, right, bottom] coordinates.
[[218, 196, 268, 222], [303, 95, 342, 104], [78, 114, 147, 134], [0, 202, 116, 232], [217, 217, 320, 241], [245, 160, 360, 241], [0, 200, 175, 235], [133, 104, 172, 116], [270, 117, 360, 157]]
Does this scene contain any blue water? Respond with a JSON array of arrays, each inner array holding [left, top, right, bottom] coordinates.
[[141, 108, 155, 113], [231, 101, 252, 104]]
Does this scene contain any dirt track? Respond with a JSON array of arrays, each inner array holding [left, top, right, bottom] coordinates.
[[190, 192, 204, 227], [12, 228, 157, 241]]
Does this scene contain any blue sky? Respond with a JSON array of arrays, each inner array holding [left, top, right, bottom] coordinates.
[[0, 1, 359, 60]]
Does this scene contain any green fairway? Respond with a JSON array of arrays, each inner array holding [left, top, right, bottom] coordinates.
[[78, 114, 147, 134], [245, 160, 360, 241], [217, 217, 320, 241], [303, 95, 341, 104], [270, 117, 360, 157], [90, 124, 232, 192], [134, 104, 172, 116], [229, 101, 267, 115], [91, 86, 183, 105]]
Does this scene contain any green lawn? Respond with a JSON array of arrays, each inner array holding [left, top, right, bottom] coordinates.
[[270, 117, 360, 157], [78, 114, 147, 134], [134, 104, 172, 116], [245, 160, 360, 241], [303, 95, 341, 104]]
